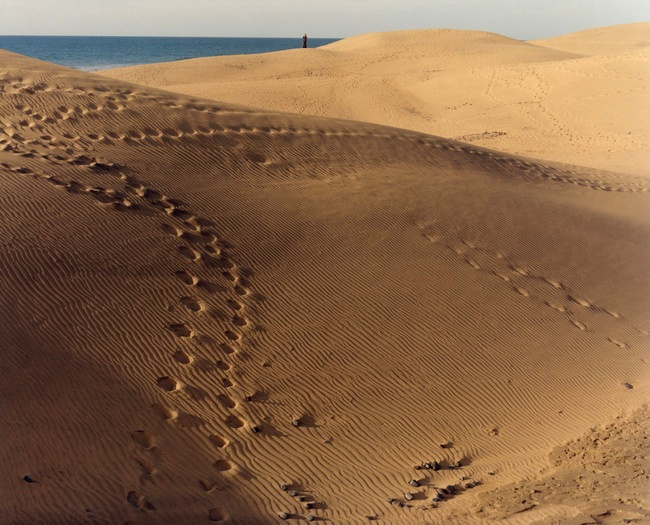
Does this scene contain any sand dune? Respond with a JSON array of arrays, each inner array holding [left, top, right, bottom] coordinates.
[[102, 24, 650, 176], [1, 35, 649, 525], [532, 22, 650, 55], [472, 406, 649, 524]]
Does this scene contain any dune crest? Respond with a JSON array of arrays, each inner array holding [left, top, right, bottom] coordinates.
[[2, 37, 649, 524], [102, 24, 650, 176], [532, 22, 650, 55]]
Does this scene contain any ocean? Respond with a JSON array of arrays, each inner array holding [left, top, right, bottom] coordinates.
[[0, 35, 340, 71]]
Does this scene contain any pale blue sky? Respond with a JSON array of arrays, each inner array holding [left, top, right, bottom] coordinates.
[[2, 0, 648, 39]]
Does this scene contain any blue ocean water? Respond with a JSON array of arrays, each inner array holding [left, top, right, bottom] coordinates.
[[0, 36, 340, 71]]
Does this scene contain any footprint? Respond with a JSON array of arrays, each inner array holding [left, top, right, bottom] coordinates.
[[156, 376, 178, 392], [66, 181, 88, 194], [424, 233, 440, 243], [608, 337, 628, 349], [208, 508, 226, 522], [183, 219, 202, 232], [199, 478, 219, 492], [570, 319, 587, 331], [180, 296, 202, 312], [605, 309, 621, 319], [222, 377, 234, 388], [204, 244, 221, 256], [213, 459, 233, 472], [135, 457, 156, 478], [219, 258, 236, 270], [130, 430, 155, 450], [543, 277, 563, 289], [232, 315, 248, 327], [224, 330, 240, 341], [216, 360, 231, 371], [175, 270, 199, 286], [466, 259, 481, 270], [219, 343, 236, 355], [234, 285, 249, 296], [88, 188, 118, 204], [173, 350, 192, 365], [227, 300, 244, 311], [142, 188, 163, 202], [161, 223, 183, 236], [217, 394, 236, 409], [179, 245, 201, 261], [225, 415, 244, 429], [222, 271, 237, 282], [69, 155, 97, 166], [200, 231, 218, 243], [151, 403, 177, 421], [170, 208, 193, 221], [125, 185, 146, 197], [568, 295, 592, 308], [514, 287, 530, 297], [127, 491, 156, 511], [510, 265, 529, 276], [209, 435, 228, 448], [545, 300, 567, 313], [168, 323, 193, 338]]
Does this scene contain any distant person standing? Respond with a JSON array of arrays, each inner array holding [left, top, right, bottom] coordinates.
[[302, 33, 308, 48]]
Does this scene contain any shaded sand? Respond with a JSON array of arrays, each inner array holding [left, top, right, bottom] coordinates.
[[1, 46, 649, 524], [102, 23, 650, 176]]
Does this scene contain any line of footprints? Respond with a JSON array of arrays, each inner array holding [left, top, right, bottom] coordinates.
[[0, 150, 262, 523], [42, 123, 648, 193], [2, 109, 338, 522], [140, 192, 251, 523], [4, 81, 645, 522], [3, 76, 647, 195], [109, 171, 259, 523], [417, 222, 648, 350]]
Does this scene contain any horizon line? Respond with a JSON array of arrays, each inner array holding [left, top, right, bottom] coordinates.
[[0, 34, 342, 40]]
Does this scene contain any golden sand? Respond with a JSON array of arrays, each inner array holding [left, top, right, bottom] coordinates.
[[1, 23, 648, 524], [103, 23, 650, 176]]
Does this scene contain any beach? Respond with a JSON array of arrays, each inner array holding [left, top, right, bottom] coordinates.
[[1, 23, 649, 524]]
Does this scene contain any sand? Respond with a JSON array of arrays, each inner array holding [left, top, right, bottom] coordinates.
[[471, 406, 650, 524], [102, 23, 650, 177], [1, 23, 649, 525]]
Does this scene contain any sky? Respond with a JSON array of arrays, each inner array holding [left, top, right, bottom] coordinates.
[[1, 0, 648, 40]]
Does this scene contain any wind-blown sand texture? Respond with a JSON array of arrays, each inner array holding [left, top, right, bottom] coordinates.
[[1, 25, 649, 525], [103, 23, 650, 176]]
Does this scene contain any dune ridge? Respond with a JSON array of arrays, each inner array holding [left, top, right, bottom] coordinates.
[[532, 22, 650, 55], [1, 33, 649, 525], [101, 23, 650, 176]]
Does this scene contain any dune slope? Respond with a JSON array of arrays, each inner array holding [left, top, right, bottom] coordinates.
[[532, 22, 650, 55], [467, 406, 650, 524], [1, 51, 649, 524], [101, 24, 650, 176]]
